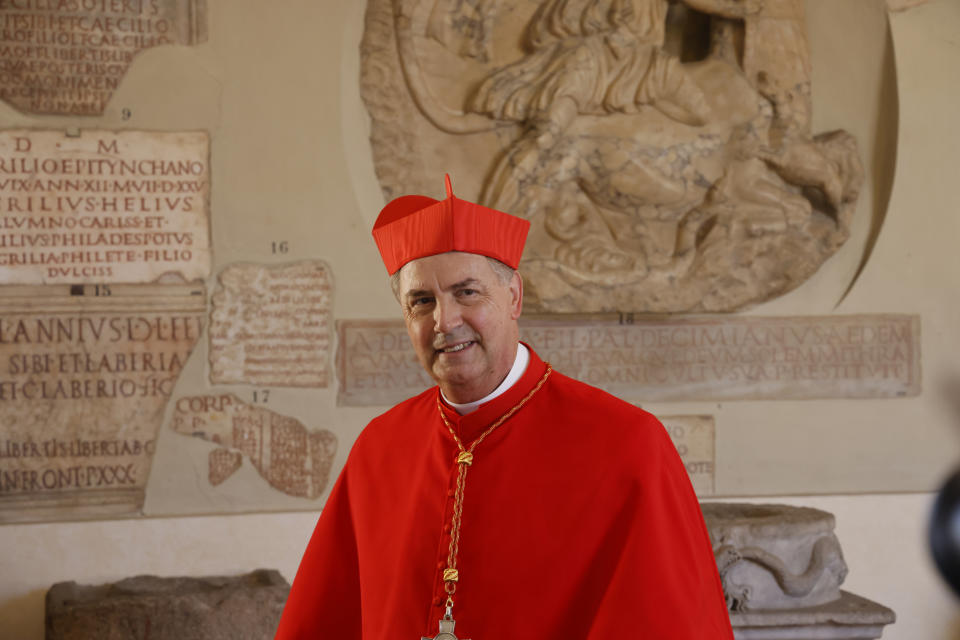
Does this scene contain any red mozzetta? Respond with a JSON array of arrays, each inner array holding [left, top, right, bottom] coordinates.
[[275, 348, 734, 639]]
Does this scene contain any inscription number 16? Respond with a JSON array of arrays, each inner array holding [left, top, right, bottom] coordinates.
[[272, 241, 289, 255]]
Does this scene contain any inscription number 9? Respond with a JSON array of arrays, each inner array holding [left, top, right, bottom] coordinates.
[[121, 108, 132, 121]]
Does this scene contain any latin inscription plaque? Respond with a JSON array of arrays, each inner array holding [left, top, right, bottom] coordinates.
[[338, 314, 920, 405], [336, 319, 431, 407], [660, 415, 715, 496], [209, 261, 333, 387], [0, 286, 204, 523], [0, 129, 211, 284], [171, 393, 338, 500], [0, 0, 208, 115]]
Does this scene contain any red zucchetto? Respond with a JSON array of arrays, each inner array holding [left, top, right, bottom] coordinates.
[[371, 174, 530, 275]]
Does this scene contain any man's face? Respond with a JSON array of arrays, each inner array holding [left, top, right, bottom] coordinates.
[[397, 252, 522, 404]]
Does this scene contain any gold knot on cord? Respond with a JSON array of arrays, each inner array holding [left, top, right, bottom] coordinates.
[[443, 568, 459, 582], [456, 451, 474, 466]]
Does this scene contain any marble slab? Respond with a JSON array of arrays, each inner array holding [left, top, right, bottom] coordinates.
[[0, 284, 204, 523], [730, 590, 896, 639], [170, 393, 337, 500], [209, 261, 333, 387], [337, 314, 921, 405], [0, 0, 207, 115], [661, 415, 715, 496], [0, 129, 211, 284]]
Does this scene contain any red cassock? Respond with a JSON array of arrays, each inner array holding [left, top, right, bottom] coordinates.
[[275, 348, 734, 639]]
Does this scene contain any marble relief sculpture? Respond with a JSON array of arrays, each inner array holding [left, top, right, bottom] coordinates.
[[703, 504, 895, 638], [361, 0, 864, 312], [705, 504, 849, 611]]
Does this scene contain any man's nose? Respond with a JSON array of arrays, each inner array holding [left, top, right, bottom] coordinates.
[[433, 298, 463, 334]]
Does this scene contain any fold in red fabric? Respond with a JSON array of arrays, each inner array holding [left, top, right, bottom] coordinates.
[[275, 348, 734, 639]]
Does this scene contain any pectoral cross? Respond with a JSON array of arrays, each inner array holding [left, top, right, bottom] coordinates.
[[421, 609, 470, 640]]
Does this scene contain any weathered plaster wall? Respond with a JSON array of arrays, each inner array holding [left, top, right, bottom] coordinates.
[[0, 0, 957, 637]]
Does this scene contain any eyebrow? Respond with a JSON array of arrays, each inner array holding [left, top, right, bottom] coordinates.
[[403, 278, 482, 300]]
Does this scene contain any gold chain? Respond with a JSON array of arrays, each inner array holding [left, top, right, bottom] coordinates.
[[434, 364, 553, 611]]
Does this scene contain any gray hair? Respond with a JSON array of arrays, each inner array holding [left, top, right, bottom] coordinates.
[[390, 255, 516, 300]]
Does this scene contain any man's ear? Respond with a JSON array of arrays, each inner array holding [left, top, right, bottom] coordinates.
[[508, 271, 523, 320]]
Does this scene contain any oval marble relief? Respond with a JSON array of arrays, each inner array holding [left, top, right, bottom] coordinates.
[[360, 0, 889, 313]]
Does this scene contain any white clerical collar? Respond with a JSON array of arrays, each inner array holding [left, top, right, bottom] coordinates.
[[443, 343, 529, 415]]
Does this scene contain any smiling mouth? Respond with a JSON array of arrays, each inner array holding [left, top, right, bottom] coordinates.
[[437, 341, 475, 354]]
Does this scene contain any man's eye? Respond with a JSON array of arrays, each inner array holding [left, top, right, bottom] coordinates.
[[411, 296, 433, 307]]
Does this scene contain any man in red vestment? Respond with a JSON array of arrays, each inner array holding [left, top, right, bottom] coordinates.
[[275, 176, 733, 639]]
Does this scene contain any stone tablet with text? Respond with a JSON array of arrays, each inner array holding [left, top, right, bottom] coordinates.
[[660, 415, 715, 496], [171, 393, 338, 500], [338, 315, 921, 405], [0, 129, 210, 284], [0, 0, 207, 115], [0, 286, 204, 523], [209, 261, 333, 387]]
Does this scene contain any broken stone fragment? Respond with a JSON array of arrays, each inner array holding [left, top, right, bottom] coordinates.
[[208, 447, 244, 486], [172, 393, 338, 499], [46, 569, 289, 640]]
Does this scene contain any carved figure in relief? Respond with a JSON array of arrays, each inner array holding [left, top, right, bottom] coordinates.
[[470, 0, 713, 131], [714, 536, 848, 611], [363, 0, 866, 312], [427, 0, 497, 61], [467, 0, 768, 276], [703, 504, 852, 612]]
